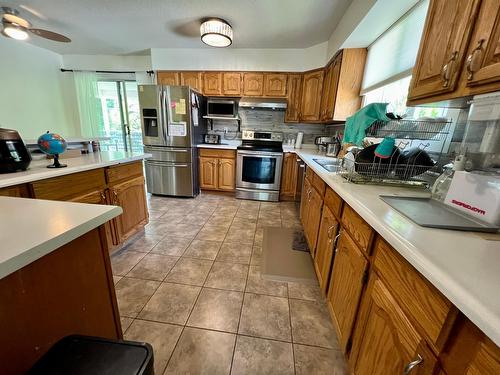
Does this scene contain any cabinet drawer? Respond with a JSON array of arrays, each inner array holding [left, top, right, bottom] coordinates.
[[312, 172, 326, 196], [106, 161, 144, 184], [0, 184, 31, 198], [31, 169, 106, 201], [341, 204, 374, 254], [373, 237, 457, 350], [199, 148, 235, 159], [324, 187, 343, 217]]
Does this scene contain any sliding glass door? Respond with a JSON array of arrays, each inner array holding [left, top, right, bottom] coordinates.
[[97, 80, 143, 153]]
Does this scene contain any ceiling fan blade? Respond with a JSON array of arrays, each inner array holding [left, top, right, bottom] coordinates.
[[29, 28, 71, 42]]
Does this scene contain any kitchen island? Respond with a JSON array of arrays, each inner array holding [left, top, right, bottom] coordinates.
[[0, 151, 151, 252], [288, 147, 500, 373], [0, 197, 123, 375]]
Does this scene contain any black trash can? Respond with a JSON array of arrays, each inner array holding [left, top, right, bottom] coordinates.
[[28, 335, 154, 375]]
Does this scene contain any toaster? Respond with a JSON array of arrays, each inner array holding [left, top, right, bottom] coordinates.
[[0, 128, 32, 173], [204, 134, 221, 144]]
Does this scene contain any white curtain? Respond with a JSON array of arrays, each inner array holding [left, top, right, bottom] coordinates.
[[361, 0, 429, 94], [73, 71, 101, 137]]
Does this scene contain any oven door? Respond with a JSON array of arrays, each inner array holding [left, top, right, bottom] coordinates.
[[237, 150, 283, 190]]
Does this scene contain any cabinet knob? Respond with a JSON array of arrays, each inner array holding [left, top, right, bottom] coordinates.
[[466, 39, 485, 81], [100, 191, 106, 203], [112, 190, 118, 204], [402, 354, 423, 375], [441, 51, 458, 87]]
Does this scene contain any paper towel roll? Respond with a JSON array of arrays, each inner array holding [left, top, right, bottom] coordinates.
[[295, 132, 303, 149]]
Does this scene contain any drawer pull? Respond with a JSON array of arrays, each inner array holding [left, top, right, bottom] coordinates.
[[403, 354, 423, 375], [466, 39, 485, 80]]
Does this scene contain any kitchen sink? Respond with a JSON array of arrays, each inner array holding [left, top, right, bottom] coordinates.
[[313, 158, 341, 173]]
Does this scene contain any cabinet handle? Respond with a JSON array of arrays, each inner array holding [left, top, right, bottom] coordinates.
[[111, 190, 118, 204], [402, 354, 423, 375], [333, 231, 342, 252], [441, 51, 458, 87], [466, 39, 485, 81], [100, 191, 106, 204], [327, 224, 337, 239]]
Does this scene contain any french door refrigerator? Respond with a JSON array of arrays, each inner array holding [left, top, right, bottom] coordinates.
[[139, 85, 206, 197]]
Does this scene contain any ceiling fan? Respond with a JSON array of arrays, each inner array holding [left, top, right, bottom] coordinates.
[[1, 6, 70, 42]]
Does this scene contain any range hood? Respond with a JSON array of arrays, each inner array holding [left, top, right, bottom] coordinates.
[[238, 97, 287, 110]]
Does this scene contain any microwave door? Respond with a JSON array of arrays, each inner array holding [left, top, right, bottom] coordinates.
[[165, 86, 191, 148]]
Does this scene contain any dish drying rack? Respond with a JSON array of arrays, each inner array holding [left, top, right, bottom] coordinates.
[[339, 118, 453, 188]]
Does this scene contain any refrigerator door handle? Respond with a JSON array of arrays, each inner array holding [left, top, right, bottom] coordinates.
[[163, 86, 170, 138]]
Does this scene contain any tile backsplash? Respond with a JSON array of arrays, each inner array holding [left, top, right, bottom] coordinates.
[[209, 109, 328, 144]]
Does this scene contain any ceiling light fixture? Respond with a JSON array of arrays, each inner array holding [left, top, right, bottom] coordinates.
[[200, 18, 232, 48], [2, 20, 29, 40]]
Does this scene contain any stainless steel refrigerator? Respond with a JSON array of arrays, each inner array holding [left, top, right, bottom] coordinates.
[[138, 85, 206, 197]]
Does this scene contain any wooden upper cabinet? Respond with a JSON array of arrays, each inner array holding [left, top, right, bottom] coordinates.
[[218, 158, 236, 191], [320, 65, 333, 121], [300, 69, 324, 122], [263, 73, 287, 97], [157, 71, 180, 85], [326, 230, 368, 352], [203, 72, 223, 95], [350, 275, 439, 375], [180, 71, 203, 92], [280, 152, 298, 200], [407, 0, 480, 102], [285, 73, 303, 122], [222, 72, 242, 95], [243, 73, 264, 96], [314, 205, 339, 293], [464, 0, 500, 88]]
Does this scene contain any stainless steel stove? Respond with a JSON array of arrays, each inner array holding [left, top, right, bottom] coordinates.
[[236, 130, 283, 202]]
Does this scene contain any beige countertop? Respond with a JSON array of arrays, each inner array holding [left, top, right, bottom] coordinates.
[[0, 151, 150, 189], [0, 197, 122, 279], [295, 148, 500, 346]]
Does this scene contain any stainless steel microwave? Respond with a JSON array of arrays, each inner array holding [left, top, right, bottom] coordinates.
[[206, 98, 238, 118]]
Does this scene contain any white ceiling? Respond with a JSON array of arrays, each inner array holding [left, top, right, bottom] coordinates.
[[3, 0, 352, 55]]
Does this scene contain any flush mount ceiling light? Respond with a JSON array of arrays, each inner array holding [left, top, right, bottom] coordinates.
[[2, 20, 29, 40], [200, 18, 233, 47]]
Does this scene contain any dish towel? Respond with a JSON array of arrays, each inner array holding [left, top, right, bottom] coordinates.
[[343, 103, 390, 146]]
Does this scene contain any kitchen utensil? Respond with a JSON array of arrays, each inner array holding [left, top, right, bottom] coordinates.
[[374, 137, 395, 158], [394, 147, 435, 178], [314, 136, 333, 152], [354, 144, 401, 176], [325, 138, 341, 157], [295, 132, 303, 149]]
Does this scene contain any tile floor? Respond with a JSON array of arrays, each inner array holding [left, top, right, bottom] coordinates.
[[111, 192, 348, 375]]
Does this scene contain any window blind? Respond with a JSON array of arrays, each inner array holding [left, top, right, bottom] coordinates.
[[361, 0, 429, 94]]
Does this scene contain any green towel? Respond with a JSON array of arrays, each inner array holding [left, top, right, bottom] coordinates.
[[343, 103, 390, 146]]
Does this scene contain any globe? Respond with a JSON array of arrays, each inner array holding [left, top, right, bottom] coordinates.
[[37, 132, 67, 155], [37, 132, 68, 168]]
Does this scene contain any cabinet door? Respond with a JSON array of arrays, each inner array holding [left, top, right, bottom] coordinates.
[[218, 158, 235, 191], [157, 71, 180, 85], [350, 275, 438, 375], [300, 70, 324, 122], [327, 230, 368, 351], [300, 177, 311, 224], [69, 189, 117, 250], [320, 65, 332, 121], [243, 73, 264, 96], [0, 184, 30, 197], [199, 157, 218, 190], [326, 56, 341, 120], [222, 72, 242, 95], [110, 176, 149, 244], [203, 72, 222, 95], [264, 73, 287, 97], [285, 74, 303, 122], [407, 0, 480, 101], [180, 71, 203, 92], [464, 0, 500, 89], [305, 186, 323, 253], [314, 205, 339, 293], [280, 153, 298, 200]]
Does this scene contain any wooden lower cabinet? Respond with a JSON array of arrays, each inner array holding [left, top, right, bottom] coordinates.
[[109, 176, 149, 244], [218, 158, 236, 191], [0, 184, 30, 197], [313, 204, 339, 293], [305, 186, 323, 254], [280, 152, 298, 201], [349, 275, 439, 375], [199, 149, 236, 192], [327, 230, 368, 352]]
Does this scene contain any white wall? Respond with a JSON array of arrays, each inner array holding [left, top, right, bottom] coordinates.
[[0, 38, 80, 139], [62, 54, 152, 71], [150, 42, 328, 72]]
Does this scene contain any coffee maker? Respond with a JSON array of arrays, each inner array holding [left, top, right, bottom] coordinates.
[[0, 128, 31, 173]]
